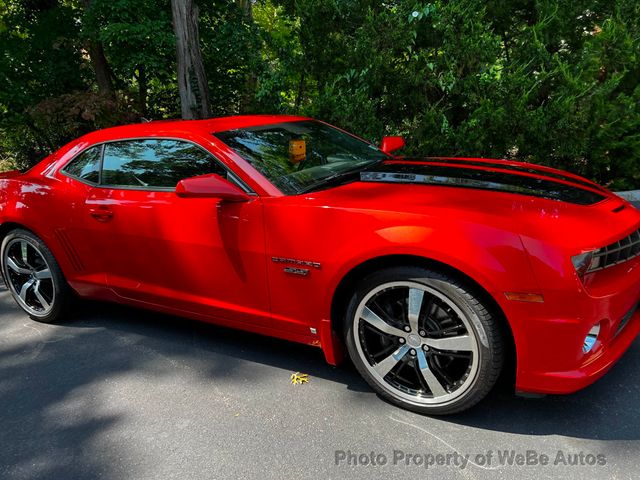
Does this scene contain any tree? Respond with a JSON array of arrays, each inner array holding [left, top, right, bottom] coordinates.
[[0, 0, 88, 166], [82, 0, 115, 99], [171, 0, 210, 119]]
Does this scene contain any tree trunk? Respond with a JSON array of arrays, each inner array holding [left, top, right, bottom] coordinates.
[[87, 41, 115, 99], [82, 0, 116, 99], [171, 0, 210, 119], [294, 71, 306, 110], [237, 0, 256, 113], [136, 64, 148, 116], [236, 0, 253, 18]]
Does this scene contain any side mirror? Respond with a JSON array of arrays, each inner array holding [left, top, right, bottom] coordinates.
[[176, 173, 250, 202], [380, 136, 405, 155]]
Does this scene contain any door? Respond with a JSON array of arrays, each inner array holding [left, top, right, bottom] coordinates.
[[83, 138, 271, 326], [53, 144, 112, 296]]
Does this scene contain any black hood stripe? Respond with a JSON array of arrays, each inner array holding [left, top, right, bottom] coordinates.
[[360, 163, 607, 205], [415, 158, 606, 192]]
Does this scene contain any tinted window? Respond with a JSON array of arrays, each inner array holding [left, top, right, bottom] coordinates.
[[63, 146, 101, 184], [215, 121, 388, 194], [102, 139, 226, 189]]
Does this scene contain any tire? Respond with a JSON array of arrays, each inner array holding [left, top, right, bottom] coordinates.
[[344, 266, 504, 415], [1, 229, 72, 323]]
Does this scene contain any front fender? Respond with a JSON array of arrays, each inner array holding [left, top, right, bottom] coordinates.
[[322, 221, 540, 320]]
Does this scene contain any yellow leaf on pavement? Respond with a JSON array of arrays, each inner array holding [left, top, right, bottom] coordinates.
[[290, 372, 310, 385]]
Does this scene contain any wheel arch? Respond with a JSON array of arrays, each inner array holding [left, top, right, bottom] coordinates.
[[327, 254, 516, 386], [0, 221, 37, 241], [0, 221, 51, 253], [0, 222, 43, 281]]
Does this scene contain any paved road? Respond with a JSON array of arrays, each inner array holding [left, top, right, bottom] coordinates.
[[0, 284, 638, 480]]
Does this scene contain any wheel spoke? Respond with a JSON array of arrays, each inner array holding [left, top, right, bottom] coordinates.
[[6, 256, 31, 275], [34, 268, 52, 280], [416, 349, 447, 397], [407, 288, 424, 332], [427, 324, 462, 336], [373, 344, 410, 377], [32, 281, 50, 310], [20, 241, 31, 268], [361, 306, 405, 337], [19, 278, 35, 302], [423, 334, 474, 352]]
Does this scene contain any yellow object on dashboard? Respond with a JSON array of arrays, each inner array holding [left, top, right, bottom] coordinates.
[[289, 139, 306, 164]]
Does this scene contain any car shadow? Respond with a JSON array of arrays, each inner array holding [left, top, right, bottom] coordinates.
[[57, 296, 365, 385]]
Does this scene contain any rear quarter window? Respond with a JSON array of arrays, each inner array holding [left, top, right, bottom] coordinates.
[[62, 146, 101, 184]]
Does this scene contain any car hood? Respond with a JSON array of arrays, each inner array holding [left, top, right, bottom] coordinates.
[[307, 158, 639, 251]]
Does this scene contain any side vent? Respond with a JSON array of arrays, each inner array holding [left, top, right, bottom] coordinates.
[[612, 204, 625, 213], [54, 228, 85, 272]]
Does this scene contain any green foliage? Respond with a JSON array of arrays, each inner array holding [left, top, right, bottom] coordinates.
[[199, 0, 262, 115], [0, 0, 638, 188], [260, 0, 639, 189], [0, 0, 88, 168]]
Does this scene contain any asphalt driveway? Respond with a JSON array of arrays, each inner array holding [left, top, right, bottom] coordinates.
[[0, 281, 638, 480]]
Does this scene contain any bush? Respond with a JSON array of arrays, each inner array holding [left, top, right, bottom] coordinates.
[[0, 92, 139, 171]]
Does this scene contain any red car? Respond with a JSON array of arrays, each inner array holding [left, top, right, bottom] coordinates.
[[1, 115, 638, 414]]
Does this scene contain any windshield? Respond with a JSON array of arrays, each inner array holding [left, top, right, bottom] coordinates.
[[214, 120, 389, 194]]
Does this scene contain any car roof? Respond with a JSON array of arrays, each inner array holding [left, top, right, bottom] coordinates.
[[79, 114, 312, 143]]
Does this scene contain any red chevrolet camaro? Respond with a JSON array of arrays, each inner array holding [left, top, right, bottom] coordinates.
[[1, 115, 638, 414]]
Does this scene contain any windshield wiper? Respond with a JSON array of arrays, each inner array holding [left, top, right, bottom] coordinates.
[[298, 158, 387, 194]]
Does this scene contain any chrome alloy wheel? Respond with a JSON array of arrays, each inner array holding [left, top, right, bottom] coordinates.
[[353, 281, 481, 407], [2, 238, 56, 317]]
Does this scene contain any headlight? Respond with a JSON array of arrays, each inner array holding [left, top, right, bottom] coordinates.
[[571, 251, 594, 278], [571, 251, 601, 278]]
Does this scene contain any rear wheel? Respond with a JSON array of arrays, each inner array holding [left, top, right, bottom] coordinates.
[[1, 229, 71, 323], [344, 266, 503, 415]]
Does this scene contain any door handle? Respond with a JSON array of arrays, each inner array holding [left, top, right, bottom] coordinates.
[[89, 206, 114, 222]]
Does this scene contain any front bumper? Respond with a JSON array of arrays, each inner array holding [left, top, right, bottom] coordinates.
[[503, 255, 640, 394], [515, 303, 639, 394]]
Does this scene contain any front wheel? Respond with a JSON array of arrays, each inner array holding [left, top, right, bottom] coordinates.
[[344, 266, 504, 415], [1, 229, 72, 323]]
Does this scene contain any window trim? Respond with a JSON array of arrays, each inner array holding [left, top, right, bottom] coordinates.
[[59, 144, 103, 186], [59, 136, 255, 195]]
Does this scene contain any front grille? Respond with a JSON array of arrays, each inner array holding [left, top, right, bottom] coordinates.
[[588, 228, 640, 272]]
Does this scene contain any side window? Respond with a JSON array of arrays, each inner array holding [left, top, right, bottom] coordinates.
[[62, 146, 102, 184], [101, 139, 227, 189]]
